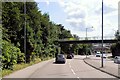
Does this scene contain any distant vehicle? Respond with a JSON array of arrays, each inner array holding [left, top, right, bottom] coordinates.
[[96, 51, 107, 58], [55, 54, 66, 63], [114, 56, 120, 64], [96, 51, 101, 57], [102, 52, 107, 58], [67, 54, 73, 59]]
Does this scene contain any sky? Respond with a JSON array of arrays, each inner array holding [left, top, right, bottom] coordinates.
[[35, 0, 120, 38]]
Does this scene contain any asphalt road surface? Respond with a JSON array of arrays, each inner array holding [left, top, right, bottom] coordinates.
[[4, 55, 116, 79]]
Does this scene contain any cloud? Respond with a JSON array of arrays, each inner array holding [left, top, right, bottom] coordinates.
[[46, 0, 50, 5], [95, 3, 117, 15], [58, 1, 89, 31], [67, 10, 86, 19], [36, 0, 119, 37], [58, 0, 119, 37]]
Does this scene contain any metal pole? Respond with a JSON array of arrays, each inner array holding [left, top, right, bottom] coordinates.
[[101, 0, 104, 68], [24, 0, 26, 63], [85, 27, 93, 58], [86, 28, 87, 58], [86, 28, 87, 40]]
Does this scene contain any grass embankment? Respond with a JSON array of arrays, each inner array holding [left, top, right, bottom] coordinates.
[[107, 56, 114, 61], [2, 57, 53, 77]]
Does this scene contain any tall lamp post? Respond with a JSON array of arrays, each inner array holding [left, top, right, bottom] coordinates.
[[85, 26, 93, 40], [101, 0, 104, 68], [24, 0, 26, 63], [85, 26, 93, 58]]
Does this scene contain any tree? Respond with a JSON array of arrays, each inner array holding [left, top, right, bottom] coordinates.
[[110, 30, 120, 57], [115, 30, 120, 40]]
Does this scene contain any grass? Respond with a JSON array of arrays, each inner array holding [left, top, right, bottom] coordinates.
[[107, 56, 113, 58], [2, 63, 31, 77], [2, 57, 53, 77]]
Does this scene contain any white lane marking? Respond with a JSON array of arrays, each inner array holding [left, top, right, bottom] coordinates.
[[77, 77, 80, 78], [68, 59, 78, 78], [68, 58, 80, 79], [71, 69, 76, 75]]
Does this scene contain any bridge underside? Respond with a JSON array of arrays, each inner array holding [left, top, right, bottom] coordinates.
[[56, 40, 118, 44]]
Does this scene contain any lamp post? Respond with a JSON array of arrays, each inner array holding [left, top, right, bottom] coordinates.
[[24, 0, 26, 63], [85, 26, 93, 58], [101, 0, 104, 68], [86, 28, 88, 40], [85, 26, 93, 40]]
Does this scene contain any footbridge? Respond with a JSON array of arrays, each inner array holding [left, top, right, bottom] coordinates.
[[56, 36, 118, 44]]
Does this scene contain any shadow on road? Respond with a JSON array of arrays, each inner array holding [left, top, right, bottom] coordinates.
[[52, 62, 65, 64]]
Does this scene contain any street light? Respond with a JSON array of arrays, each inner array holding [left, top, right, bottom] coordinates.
[[85, 26, 93, 40], [101, 0, 104, 68], [24, 0, 26, 63], [85, 26, 93, 58]]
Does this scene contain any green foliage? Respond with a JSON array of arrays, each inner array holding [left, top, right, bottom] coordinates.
[[111, 42, 120, 57], [2, 40, 25, 69], [17, 52, 25, 63], [110, 30, 120, 57], [115, 30, 120, 40]]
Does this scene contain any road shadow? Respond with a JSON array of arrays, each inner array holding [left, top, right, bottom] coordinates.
[[53, 62, 65, 64]]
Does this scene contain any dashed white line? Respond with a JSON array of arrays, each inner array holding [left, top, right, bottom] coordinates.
[[71, 69, 76, 75], [77, 77, 80, 78], [69, 60, 80, 79]]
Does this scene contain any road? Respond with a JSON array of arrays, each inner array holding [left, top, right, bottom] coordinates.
[[4, 55, 116, 79]]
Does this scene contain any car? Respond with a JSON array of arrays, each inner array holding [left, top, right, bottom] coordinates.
[[100, 53, 107, 58], [96, 51, 101, 57], [67, 54, 73, 59], [114, 56, 120, 64], [96, 51, 107, 58], [102, 52, 107, 58], [55, 54, 66, 63]]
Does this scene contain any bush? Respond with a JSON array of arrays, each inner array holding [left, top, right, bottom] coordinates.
[[111, 42, 120, 57], [2, 40, 25, 70], [17, 52, 25, 63]]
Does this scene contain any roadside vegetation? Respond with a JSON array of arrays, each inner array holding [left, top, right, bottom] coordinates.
[[1, 1, 92, 76], [110, 30, 120, 57]]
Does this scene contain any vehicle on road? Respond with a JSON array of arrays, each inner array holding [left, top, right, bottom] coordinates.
[[96, 51, 101, 57], [96, 51, 107, 58], [67, 54, 73, 59], [114, 56, 120, 64], [55, 54, 66, 63], [102, 52, 107, 58]]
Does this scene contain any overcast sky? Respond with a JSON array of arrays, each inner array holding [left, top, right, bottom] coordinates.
[[35, 0, 120, 38]]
